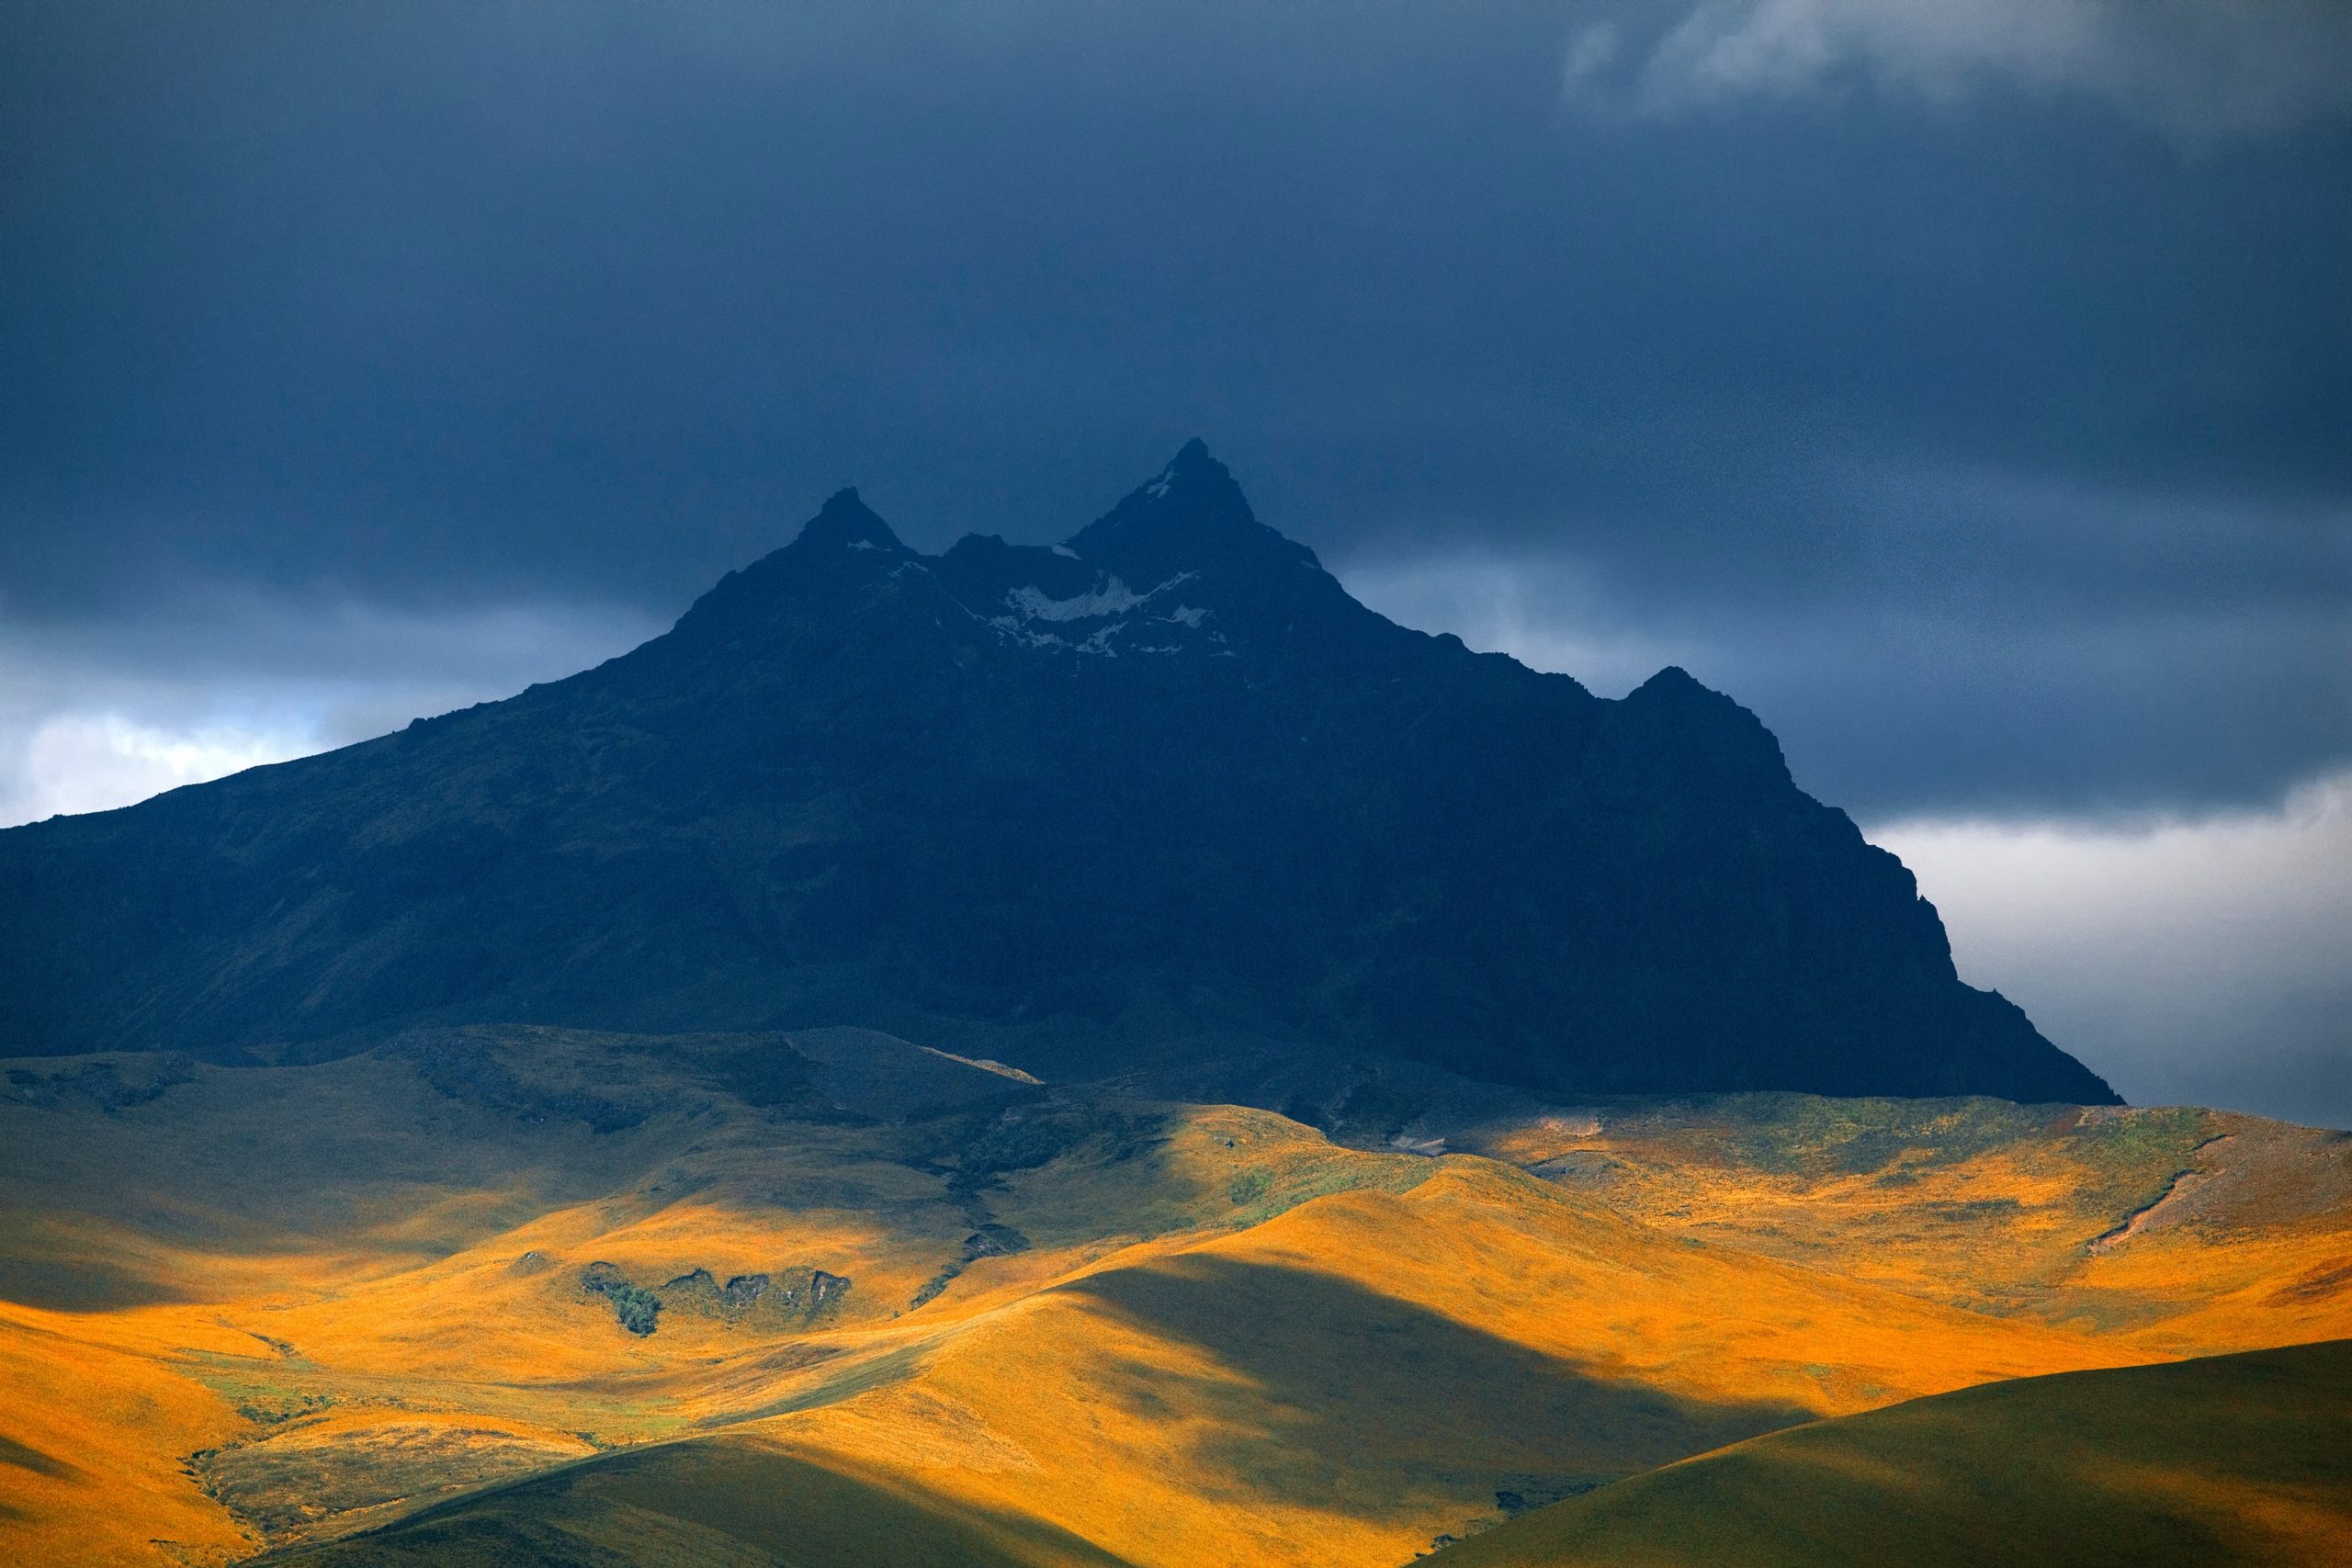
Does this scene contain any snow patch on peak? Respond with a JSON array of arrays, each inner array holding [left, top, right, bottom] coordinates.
[[1146, 470, 1173, 500], [1003, 572, 1194, 624], [982, 571, 1220, 659], [847, 538, 882, 551], [988, 619, 1068, 652], [1050, 543, 1080, 558]]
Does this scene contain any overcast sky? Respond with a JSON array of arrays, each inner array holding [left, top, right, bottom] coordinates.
[[4, 2, 2346, 1122]]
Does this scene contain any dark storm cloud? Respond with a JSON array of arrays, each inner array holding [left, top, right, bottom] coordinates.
[[2, 0, 2347, 819]]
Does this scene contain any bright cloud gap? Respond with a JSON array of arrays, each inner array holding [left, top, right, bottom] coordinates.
[[12, 714, 314, 823], [1867, 773, 2352, 1130], [0, 596, 662, 829]]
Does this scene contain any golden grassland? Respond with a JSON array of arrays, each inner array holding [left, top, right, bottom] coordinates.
[[2, 1029, 2347, 1566], [1453, 1093, 2352, 1351]]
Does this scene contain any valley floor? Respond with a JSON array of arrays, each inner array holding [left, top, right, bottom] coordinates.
[[3, 1027, 2348, 1566]]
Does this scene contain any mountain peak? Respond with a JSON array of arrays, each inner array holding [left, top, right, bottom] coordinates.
[[662, 488, 914, 648], [795, 487, 906, 554], [1117, 439, 1247, 515], [1067, 440, 1323, 580], [1630, 665, 1712, 703], [1166, 434, 1217, 475]]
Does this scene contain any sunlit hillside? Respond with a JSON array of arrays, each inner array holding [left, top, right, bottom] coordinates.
[[2, 1029, 2347, 1566]]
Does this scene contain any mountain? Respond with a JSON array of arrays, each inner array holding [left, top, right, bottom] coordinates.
[[0, 440, 2115, 1104]]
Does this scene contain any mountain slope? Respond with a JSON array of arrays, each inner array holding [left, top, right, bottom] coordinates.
[[0, 441, 2114, 1103], [1425, 1339, 2352, 1568]]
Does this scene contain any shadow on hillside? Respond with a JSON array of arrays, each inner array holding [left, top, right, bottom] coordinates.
[[1057, 1253, 1813, 1519], [260, 1433, 1136, 1568], [0, 1432, 80, 1479], [0, 1433, 79, 1525], [0, 1252, 196, 1312], [1439, 1341, 2352, 1568]]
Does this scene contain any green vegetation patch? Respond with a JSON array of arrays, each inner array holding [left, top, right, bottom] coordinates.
[[581, 1262, 661, 1336], [1224, 1147, 1432, 1229], [1633, 1093, 2061, 1179]]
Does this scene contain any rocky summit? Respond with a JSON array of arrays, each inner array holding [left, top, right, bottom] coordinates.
[[0, 441, 2114, 1104]]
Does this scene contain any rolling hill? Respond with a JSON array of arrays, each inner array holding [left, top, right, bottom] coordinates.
[[1424, 1339, 2352, 1568]]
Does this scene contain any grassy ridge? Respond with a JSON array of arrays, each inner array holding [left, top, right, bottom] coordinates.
[[1460, 1093, 2352, 1346], [1429, 1339, 2352, 1568], [264, 1437, 1133, 1567]]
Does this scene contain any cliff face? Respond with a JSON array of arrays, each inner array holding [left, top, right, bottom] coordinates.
[[0, 442, 2118, 1104]]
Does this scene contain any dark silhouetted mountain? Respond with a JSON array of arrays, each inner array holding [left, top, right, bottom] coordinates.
[[0, 442, 2118, 1104]]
